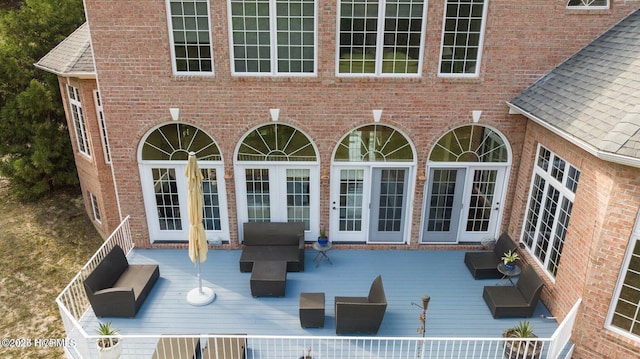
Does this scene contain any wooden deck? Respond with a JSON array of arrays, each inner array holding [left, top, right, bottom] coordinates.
[[79, 247, 559, 339]]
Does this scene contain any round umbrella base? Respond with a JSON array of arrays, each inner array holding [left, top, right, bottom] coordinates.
[[187, 287, 215, 306]]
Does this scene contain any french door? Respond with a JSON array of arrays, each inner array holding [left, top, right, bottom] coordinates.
[[330, 166, 410, 243], [141, 164, 228, 242], [422, 166, 505, 243], [236, 165, 319, 241]]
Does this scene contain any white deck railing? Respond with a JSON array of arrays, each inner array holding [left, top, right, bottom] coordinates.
[[67, 334, 554, 359], [56, 215, 134, 358], [57, 216, 577, 358]]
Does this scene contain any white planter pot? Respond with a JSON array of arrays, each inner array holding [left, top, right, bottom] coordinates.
[[97, 339, 122, 359]]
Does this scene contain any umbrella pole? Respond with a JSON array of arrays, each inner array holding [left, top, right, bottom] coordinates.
[[197, 252, 203, 294], [187, 250, 215, 306]]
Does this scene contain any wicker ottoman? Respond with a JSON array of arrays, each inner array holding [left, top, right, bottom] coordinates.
[[299, 292, 325, 328], [250, 261, 287, 297]]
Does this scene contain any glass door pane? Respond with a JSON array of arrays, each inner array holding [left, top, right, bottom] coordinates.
[[286, 168, 310, 230], [422, 168, 465, 243], [461, 167, 504, 241], [369, 168, 407, 243], [153, 168, 182, 230], [465, 169, 497, 232], [246, 168, 271, 222], [202, 168, 221, 231], [339, 169, 364, 231]]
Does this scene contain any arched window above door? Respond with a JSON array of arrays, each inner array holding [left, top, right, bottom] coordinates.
[[429, 125, 508, 163], [141, 123, 221, 161], [334, 124, 414, 162], [237, 124, 317, 161]]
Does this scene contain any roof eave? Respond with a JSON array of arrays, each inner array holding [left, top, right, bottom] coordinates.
[[506, 101, 640, 169], [34, 62, 96, 79]]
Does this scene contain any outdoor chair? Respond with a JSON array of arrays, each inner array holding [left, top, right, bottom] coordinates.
[[482, 264, 544, 318], [335, 275, 387, 335], [464, 232, 518, 279]]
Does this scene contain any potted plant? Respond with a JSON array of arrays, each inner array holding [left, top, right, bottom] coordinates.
[[299, 346, 312, 359], [502, 321, 541, 359], [501, 249, 520, 271], [96, 321, 122, 359], [318, 225, 328, 246]]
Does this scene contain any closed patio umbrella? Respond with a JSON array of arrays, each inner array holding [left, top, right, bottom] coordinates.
[[185, 152, 215, 306]]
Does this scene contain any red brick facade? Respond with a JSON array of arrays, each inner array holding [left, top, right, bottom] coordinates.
[[53, 1, 640, 357]]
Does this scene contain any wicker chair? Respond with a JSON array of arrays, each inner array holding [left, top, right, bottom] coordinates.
[[482, 265, 544, 318], [335, 275, 387, 335], [464, 232, 518, 279]]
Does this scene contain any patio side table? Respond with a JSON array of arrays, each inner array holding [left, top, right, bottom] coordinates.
[[312, 242, 333, 267], [496, 263, 521, 286], [299, 292, 325, 328]]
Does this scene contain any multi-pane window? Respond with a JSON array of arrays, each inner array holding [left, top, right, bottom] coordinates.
[[286, 169, 310, 229], [246, 169, 271, 222], [89, 192, 102, 223], [439, 0, 487, 76], [608, 216, 640, 339], [522, 145, 580, 277], [567, 0, 608, 8], [167, 0, 214, 74], [339, 169, 364, 231], [93, 91, 111, 164], [229, 0, 316, 75], [337, 0, 425, 76], [67, 85, 91, 157]]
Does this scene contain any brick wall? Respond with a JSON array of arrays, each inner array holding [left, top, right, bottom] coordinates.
[[510, 120, 640, 358], [70, 1, 640, 355], [58, 77, 119, 238]]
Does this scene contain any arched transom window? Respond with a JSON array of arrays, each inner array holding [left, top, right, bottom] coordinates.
[[237, 124, 317, 161], [335, 124, 413, 162], [142, 123, 221, 161], [429, 125, 507, 163]]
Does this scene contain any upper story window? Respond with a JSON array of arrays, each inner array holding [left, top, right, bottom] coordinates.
[[167, 0, 214, 75], [229, 0, 317, 76], [522, 145, 580, 278], [438, 0, 487, 77], [607, 213, 640, 341], [567, 0, 609, 9], [66, 85, 91, 157], [337, 0, 425, 77], [93, 91, 111, 164]]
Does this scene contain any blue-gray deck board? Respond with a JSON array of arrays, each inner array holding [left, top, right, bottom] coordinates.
[[80, 248, 559, 338]]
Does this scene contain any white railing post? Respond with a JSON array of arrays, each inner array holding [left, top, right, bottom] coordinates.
[[547, 298, 582, 359]]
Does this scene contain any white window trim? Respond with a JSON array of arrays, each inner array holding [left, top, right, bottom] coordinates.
[[566, 0, 609, 10], [437, 0, 489, 78], [334, 0, 428, 78], [227, 0, 318, 77], [521, 144, 579, 281], [67, 85, 91, 159], [89, 192, 102, 224], [93, 90, 111, 165], [166, 0, 215, 76], [605, 211, 640, 342]]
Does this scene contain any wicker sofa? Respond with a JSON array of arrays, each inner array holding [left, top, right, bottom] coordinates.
[[239, 222, 305, 272], [83, 245, 160, 318]]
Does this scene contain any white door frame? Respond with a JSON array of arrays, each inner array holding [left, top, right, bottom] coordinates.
[[140, 162, 230, 243], [420, 163, 508, 243], [330, 163, 414, 244], [234, 163, 320, 242]]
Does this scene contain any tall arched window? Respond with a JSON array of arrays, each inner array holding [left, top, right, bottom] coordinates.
[[139, 123, 229, 242], [235, 124, 319, 241]]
